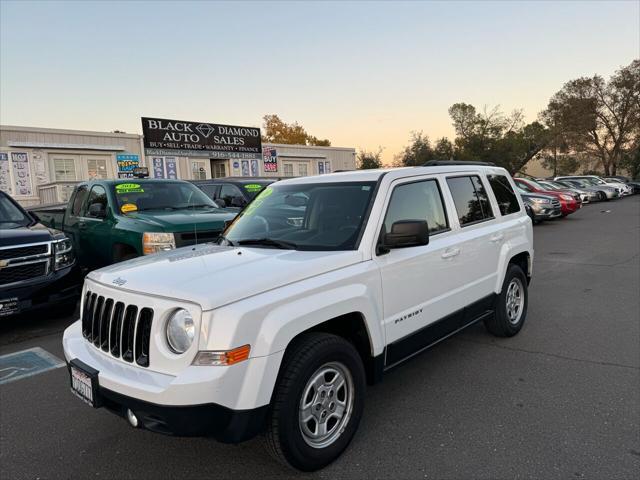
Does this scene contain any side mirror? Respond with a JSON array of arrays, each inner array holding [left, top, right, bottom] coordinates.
[[216, 198, 227, 207], [379, 220, 429, 254], [88, 203, 106, 218]]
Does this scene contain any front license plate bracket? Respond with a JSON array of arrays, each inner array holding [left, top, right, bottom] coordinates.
[[69, 358, 102, 408]]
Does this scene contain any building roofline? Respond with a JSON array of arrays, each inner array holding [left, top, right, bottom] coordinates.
[[265, 142, 356, 152], [0, 124, 141, 139]]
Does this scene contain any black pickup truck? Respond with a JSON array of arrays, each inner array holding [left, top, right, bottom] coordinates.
[[0, 191, 80, 318]]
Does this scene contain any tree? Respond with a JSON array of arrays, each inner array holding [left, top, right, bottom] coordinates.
[[541, 59, 640, 175], [448, 103, 549, 174], [394, 131, 435, 166], [619, 146, 640, 179], [261, 114, 331, 146], [433, 137, 454, 160], [357, 148, 383, 169]]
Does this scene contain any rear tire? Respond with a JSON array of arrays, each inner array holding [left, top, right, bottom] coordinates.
[[264, 333, 365, 471], [484, 264, 528, 337]]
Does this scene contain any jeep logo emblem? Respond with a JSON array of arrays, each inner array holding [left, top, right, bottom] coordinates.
[[112, 277, 127, 287]]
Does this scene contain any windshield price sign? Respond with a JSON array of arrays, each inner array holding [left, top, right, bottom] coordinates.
[[142, 117, 262, 159]]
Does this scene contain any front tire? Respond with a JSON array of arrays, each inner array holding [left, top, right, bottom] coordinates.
[[484, 264, 528, 337], [265, 333, 365, 471]]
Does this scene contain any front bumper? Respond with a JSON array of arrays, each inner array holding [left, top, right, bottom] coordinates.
[[63, 321, 283, 441], [530, 203, 562, 220], [2, 264, 81, 315], [96, 383, 268, 442]]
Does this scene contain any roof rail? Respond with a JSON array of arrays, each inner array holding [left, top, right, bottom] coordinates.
[[422, 160, 496, 167]]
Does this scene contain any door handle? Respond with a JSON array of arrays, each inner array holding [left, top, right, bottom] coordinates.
[[490, 233, 504, 243], [441, 248, 460, 259], [78, 222, 87, 230]]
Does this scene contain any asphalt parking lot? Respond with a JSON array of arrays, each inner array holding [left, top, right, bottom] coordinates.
[[1, 196, 638, 480]]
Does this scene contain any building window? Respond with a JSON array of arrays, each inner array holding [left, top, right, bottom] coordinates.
[[283, 163, 294, 177], [298, 163, 308, 177], [87, 158, 108, 179], [212, 161, 226, 178], [53, 158, 77, 181], [192, 161, 207, 180]]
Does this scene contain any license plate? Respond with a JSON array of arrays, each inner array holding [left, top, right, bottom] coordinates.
[[69, 359, 100, 408], [0, 297, 20, 317]]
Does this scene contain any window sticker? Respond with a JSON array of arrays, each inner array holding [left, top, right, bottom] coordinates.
[[120, 203, 138, 213], [244, 183, 263, 192], [115, 183, 144, 194]]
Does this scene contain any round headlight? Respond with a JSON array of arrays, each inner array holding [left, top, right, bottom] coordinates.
[[166, 309, 195, 354]]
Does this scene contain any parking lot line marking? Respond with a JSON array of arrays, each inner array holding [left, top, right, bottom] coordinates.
[[0, 347, 65, 385]]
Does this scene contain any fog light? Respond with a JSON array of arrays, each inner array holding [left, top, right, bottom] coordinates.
[[126, 409, 139, 428]]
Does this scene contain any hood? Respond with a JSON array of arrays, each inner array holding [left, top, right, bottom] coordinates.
[[88, 244, 363, 310], [122, 209, 236, 232], [0, 223, 64, 247], [520, 192, 557, 201]]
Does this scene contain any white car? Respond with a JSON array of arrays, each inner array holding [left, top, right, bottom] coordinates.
[[555, 175, 631, 196], [63, 162, 534, 471]]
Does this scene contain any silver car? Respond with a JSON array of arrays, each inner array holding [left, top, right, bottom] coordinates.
[[556, 178, 619, 201], [555, 175, 629, 197]]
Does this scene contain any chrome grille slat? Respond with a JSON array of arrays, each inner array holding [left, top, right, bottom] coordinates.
[[92, 296, 105, 346], [121, 305, 138, 363], [110, 302, 125, 358], [100, 299, 114, 351], [80, 291, 152, 368]]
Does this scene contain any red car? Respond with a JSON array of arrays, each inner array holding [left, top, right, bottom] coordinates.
[[514, 178, 581, 216]]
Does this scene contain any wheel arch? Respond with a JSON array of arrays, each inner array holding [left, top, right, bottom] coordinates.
[[495, 246, 532, 293]]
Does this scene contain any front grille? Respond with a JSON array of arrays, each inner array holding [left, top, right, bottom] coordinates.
[[175, 229, 221, 247], [0, 244, 48, 260], [551, 200, 561, 208], [0, 261, 48, 285], [82, 291, 153, 367]]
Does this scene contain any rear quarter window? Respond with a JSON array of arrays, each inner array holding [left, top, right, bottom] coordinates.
[[488, 175, 521, 216]]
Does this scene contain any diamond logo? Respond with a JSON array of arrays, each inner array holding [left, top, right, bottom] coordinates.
[[196, 123, 215, 138]]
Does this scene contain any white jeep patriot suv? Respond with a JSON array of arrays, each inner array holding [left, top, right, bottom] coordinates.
[[63, 162, 533, 471]]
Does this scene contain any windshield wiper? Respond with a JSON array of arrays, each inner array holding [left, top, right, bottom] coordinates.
[[236, 238, 298, 250]]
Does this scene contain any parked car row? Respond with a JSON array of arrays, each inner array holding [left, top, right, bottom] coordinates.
[[514, 174, 638, 224]]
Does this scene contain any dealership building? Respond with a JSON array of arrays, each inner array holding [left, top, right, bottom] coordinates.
[[0, 120, 356, 206]]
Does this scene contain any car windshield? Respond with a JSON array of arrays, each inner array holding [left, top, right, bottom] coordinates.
[[0, 194, 33, 228], [548, 180, 570, 189], [565, 179, 590, 188], [525, 179, 548, 190], [538, 181, 559, 190], [112, 181, 221, 213], [222, 182, 377, 251], [588, 177, 606, 185]]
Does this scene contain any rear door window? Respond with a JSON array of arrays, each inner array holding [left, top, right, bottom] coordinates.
[[488, 175, 520, 216], [71, 185, 88, 217], [446, 175, 494, 226]]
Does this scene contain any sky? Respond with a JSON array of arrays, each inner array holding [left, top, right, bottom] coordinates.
[[1, 0, 639, 164]]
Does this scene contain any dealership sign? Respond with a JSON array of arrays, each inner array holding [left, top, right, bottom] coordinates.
[[142, 117, 262, 159]]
